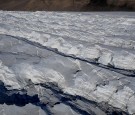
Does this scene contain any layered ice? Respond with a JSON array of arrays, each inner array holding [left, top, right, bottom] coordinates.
[[0, 11, 135, 115]]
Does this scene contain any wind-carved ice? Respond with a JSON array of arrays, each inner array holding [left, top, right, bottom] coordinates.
[[0, 11, 135, 114], [0, 12, 135, 71]]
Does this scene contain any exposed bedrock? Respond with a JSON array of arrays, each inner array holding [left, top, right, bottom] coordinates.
[[0, 0, 90, 11], [0, 0, 135, 10], [107, 0, 135, 9]]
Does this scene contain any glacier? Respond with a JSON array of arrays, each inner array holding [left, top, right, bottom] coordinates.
[[0, 11, 135, 115]]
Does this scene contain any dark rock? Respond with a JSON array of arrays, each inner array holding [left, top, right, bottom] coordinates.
[[0, 0, 135, 11]]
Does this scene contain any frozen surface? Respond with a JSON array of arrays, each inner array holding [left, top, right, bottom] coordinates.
[[0, 104, 47, 115], [0, 12, 135, 70], [0, 11, 135, 115]]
